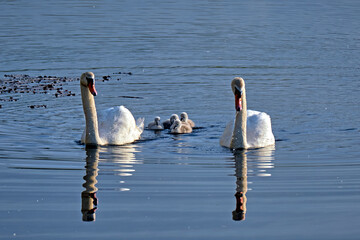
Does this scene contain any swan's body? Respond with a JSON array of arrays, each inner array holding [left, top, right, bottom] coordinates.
[[180, 112, 195, 128], [162, 114, 179, 129], [220, 110, 274, 149], [220, 77, 275, 149], [80, 72, 144, 146], [170, 119, 192, 134], [147, 116, 163, 130]]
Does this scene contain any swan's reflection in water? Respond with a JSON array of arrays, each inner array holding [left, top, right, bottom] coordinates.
[[232, 146, 275, 221], [81, 144, 141, 221], [82, 146, 99, 222], [103, 145, 142, 181], [247, 146, 275, 177], [232, 150, 248, 221]]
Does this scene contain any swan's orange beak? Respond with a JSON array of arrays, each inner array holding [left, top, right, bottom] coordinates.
[[235, 91, 242, 111], [88, 82, 97, 96]]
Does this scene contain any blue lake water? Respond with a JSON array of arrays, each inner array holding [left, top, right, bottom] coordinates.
[[1, 0, 360, 239]]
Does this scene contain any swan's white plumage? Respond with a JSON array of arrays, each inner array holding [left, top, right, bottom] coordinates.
[[99, 106, 143, 145], [246, 110, 274, 148], [220, 77, 275, 149], [220, 110, 275, 148], [80, 72, 143, 146], [220, 120, 234, 148], [220, 110, 275, 149], [81, 106, 144, 145]]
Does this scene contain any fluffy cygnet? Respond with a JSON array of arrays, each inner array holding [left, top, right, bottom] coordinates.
[[180, 112, 195, 128], [162, 114, 179, 129], [147, 116, 163, 130], [170, 119, 192, 134]]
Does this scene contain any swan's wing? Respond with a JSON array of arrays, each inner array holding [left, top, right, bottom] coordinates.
[[246, 110, 275, 148], [136, 117, 145, 131], [97, 106, 143, 145], [180, 123, 193, 133], [220, 119, 235, 148], [188, 119, 195, 128]]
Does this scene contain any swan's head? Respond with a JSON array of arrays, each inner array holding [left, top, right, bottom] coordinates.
[[170, 114, 179, 124], [231, 77, 245, 111], [80, 72, 97, 96], [172, 119, 181, 129], [180, 112, 188, 122], [154, 116, 161, 125]]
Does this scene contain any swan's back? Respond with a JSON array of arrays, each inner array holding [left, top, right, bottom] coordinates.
[[98, 106, 143, 145], [220, 110, 275, 149], [246, 110, 275, 148], [220, 119, 235, 148]]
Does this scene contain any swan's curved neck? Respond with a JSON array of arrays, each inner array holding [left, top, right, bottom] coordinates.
[[231, 90, 248, 149], [81, 85, 101, 145]]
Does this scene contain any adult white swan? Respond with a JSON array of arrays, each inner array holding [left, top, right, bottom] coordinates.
[[220, 77, 275, 149], [80, 72, 144, 146]]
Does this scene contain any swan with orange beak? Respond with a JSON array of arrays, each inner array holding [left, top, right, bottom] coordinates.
[[220, 77, 274, 149], [80, 72, 144, 146]]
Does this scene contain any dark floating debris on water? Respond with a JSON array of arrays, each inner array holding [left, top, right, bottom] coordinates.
[[55, 89, 75, 98], [0, 74, 77, 97], [0, 96, 19, 102], [118, 95, 143, 99], [0, 72, 131, 108], [102, 75, 111, 81], [113, 71, 132, 75], [0, 74, 79, 109], [339, 128, 357, 132], [28, 105, 47, 109]]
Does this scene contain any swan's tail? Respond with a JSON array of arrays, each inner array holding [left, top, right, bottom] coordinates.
[[136, 117, 145, 132]]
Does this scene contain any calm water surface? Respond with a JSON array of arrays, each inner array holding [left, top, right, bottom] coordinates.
[[1, 0, 360, 239]]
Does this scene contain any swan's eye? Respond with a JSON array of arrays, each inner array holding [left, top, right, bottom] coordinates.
[[235, 88, 242, 97], [86, 77, 95, 85]]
